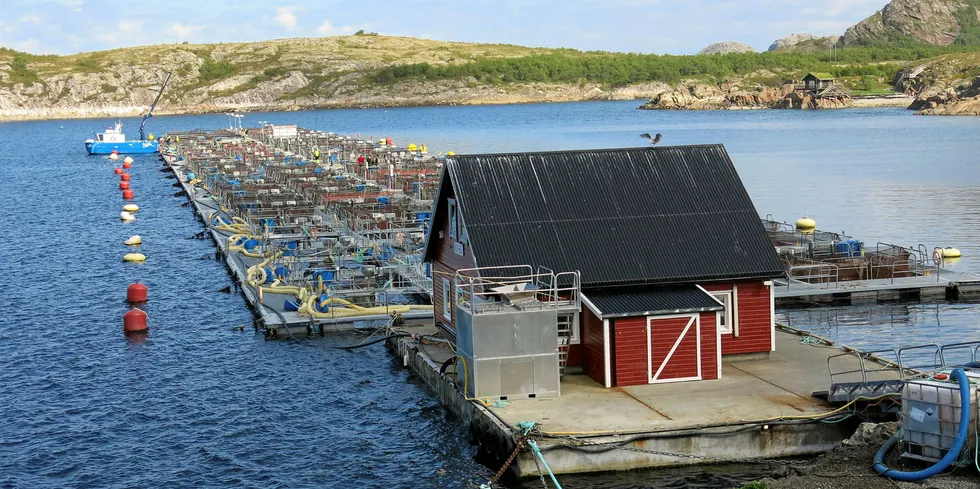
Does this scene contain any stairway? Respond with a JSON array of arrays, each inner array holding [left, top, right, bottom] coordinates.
[[557, 314, 573, 380]]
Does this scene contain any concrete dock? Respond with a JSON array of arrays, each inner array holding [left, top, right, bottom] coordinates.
[[386, 324, 903, 478]]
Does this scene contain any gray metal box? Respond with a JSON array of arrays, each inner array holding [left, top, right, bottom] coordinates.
[[456, 305, 560, 400]]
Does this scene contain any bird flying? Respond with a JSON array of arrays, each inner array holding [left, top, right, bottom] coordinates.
[[640, 133, 663, 145]]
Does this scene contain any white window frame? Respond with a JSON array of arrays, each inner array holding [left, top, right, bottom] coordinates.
[[442, 278, 452, 320], [447, 198, 457, 240], [711, 291, 734, 335]]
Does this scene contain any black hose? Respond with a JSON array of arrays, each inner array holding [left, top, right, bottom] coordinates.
[[258, 301, 299, 343], [334, 333, 411, 350]]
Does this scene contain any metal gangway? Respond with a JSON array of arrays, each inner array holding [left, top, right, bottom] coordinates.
[[826, 341, 980, 407]]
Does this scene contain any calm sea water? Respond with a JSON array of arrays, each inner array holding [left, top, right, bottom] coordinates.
[[2, 101, 980, 488]]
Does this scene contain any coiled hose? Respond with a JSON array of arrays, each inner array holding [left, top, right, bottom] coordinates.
[[873, 368, 971, 481]]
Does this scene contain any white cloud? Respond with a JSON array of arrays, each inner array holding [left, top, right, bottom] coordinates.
[[19, 14, 42, 24], [275, 7, 299, 30], [168, 22, 206, 39], [61, 0, 84, 6], [118, 20, 145, 32], [316, 20, 362, 36]]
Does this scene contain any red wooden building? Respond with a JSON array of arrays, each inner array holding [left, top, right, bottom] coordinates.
[[422, 145, 785, 387]]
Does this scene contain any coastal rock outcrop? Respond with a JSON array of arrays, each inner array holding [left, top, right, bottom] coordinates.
[[698, 42, 755, 55], [843, 0, 970, 46], [639, 82, 796, 110], [774, 91, 853, 109]]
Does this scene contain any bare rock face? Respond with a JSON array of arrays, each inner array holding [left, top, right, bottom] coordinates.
[[843, 0, 969, 46], [774, 91, 853, 110], [698, 42, 755, 55], [913, 75, 980, 114], [768, 33, 817, 51], [639, 82, 795, 110], [768, 34, 842, 52]]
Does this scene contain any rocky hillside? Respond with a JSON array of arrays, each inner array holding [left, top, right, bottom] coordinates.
[[0, 35, 676, 121], [768, 34, 841, 53], [843, 0, 980, 46], [698, 42, 755, 55], [901, 52, 980, 114]]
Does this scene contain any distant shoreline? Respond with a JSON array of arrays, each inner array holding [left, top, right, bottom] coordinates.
[[0, 95, 919, 123]]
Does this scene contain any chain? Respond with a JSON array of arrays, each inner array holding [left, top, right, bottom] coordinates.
[[481, 433, 529, 489], [531, 450, 549, 488]]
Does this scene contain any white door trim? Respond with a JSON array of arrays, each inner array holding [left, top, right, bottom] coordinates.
[[647, 314, 702, 384], [603, 318, 612, 388]]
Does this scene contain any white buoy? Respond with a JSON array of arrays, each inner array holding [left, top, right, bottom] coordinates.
[[123, 204, 139, 213], [120, 211, 135, 221], [109, 153, 119, 160], [124, 235, 142, 245], [123, 156, 134, 164], [123, 253, 146, 262]]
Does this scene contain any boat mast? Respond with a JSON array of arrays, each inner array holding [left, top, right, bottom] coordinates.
[[139, 71, 173, 141]]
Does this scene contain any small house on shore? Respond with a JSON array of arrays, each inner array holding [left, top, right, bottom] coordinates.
[[802, 73, 835, 93], [423, 146, 785, 390]]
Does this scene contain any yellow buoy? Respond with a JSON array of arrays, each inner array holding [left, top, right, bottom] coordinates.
[[942, 247, 962, 258], [120, 211, 135, 221], [795, 217, 816, 230], [123, 204, 140, 213], [124, 235, 142, 246], [123, 253, 146, 262], [446, 151, 455, 156], [407, 143, 418, 151]]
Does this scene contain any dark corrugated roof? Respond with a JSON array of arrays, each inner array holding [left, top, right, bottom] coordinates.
[[583, 285, 724, 319], [435, 145, 784, 288]]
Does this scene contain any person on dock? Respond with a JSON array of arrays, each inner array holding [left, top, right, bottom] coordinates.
[[241, 128, 249, 140], [313, 147, 321, 164]]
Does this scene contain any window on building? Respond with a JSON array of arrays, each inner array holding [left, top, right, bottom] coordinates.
[[442, 278, 452, 321], [447, 198, 457, 240], [711, 291, 733, 334]]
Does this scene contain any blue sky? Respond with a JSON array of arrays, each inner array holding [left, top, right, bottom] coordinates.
[[1, 0, 888, 55]]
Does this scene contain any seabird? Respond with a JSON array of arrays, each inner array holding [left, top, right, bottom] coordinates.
[[640, 133, 663, 145]]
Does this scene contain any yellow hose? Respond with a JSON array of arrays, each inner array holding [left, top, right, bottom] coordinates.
[[298, 295, 433, 318]]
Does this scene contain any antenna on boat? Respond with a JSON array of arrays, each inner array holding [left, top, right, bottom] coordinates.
[[139, 71, 173, 141]]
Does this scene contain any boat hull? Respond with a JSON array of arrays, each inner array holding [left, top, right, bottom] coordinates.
[[86, 140, 159, 155]]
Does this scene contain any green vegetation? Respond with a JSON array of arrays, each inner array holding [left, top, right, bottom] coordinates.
[[371, 48, 919, 87], [198, 58, 236, 81], [74, 57, 102, 72], [739, 482, 767, 489], [8, 52, 38, 84], [100, 83, 117, 93], [955, 0, 980, 46]]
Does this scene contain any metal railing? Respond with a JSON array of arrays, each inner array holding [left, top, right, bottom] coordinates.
[[454, 265, 581, 316]]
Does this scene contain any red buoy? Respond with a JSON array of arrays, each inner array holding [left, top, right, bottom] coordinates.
[[123, 162, 132, 169], [123, 308, 148, 334], [127, 283, 148, 303], [121, 173, 131, 181], [111, 150, 119, 155], [114, 168, 123, 175], [122, 189, 135, 199], [119, 181, 130, 190]]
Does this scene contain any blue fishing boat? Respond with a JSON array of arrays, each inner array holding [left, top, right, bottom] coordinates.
[[85, 72, 172, 155]]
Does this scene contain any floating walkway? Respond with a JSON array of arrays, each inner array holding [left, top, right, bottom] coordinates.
[[763, 217, 980, 305]]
